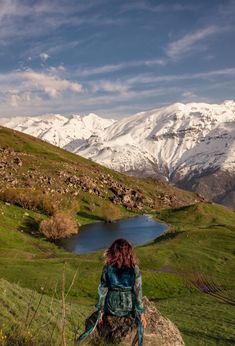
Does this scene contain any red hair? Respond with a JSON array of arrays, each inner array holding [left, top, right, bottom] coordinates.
[[103, 238, 137, 268]]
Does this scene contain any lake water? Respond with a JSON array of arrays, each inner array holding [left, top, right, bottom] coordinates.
[[58, 215, 168, 254]]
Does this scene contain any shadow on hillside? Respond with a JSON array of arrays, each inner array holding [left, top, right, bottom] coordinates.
[[79, 211, 103, 222], [18, 215, 42, 237], [154, 230, 183, 243], [181, 328, 235, 345]]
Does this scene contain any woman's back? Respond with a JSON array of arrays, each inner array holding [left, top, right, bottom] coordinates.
[[105, 264, 136, 288], [76, 239, 146, 346], [96, 264, 144, 317]]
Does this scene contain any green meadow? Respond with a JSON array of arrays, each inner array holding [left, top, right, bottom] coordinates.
[[0, 200, 234, 345]]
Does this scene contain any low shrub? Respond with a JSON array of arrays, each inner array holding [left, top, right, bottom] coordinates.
[[0, 188, 80, 216], [39, 211, 79, 239], [100, 203, 121, 223]]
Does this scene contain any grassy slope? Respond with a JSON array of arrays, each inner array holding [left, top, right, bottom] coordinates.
[[0, 278, 91, 346], [140, 204, 235, 345], [0, 201, 234, 345]]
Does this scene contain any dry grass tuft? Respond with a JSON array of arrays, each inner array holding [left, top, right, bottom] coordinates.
[[0, 188, 80, 216]]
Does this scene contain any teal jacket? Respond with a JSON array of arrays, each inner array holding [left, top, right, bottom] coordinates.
[[76, 264, 145, 345], [96, 264, 145, 316]]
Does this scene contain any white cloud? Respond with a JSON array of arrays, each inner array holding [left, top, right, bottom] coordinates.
[[120, 2, 197, 14], [0, 65, 234, 117], [181, 91, 197, 98], [39, 52, 50, 61], [166, 26, 224, 59], [7, 92, 42, 108], [80, 64, 124, 77], [48, 65, 66, 73], [78, 59, 166, 77], [0, 0, 124, 45], [0, 66, 82, 117], [181, 90, 198, 99], [91, 80, 128, 93], [76, 86, 180, 107], [22, 70, 82, 97], [125, 67, 235, 86]]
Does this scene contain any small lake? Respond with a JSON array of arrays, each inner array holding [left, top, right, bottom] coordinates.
[[58, 215, 168, 254]]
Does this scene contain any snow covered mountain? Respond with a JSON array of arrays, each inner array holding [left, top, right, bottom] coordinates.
[[0, 113, 115, 148], [1, 100, 235, 208], [77, 101, 234, 173]]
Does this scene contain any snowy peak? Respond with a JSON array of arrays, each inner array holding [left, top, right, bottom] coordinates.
[[1, 101, 234, 168], [1, 100, 235, 207], [76, 100, 235, 179], [1, 112, 115, 148], [79, 112, 115, 131]]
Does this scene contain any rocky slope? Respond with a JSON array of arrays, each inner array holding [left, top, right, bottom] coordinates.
[[1, 100, 234, 208], [0, 126, 199, 212]]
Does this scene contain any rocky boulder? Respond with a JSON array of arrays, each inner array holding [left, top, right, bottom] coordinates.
[[83, 296, 185, 345]]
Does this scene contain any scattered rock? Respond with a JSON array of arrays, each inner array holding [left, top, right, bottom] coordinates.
[[0, 146, 190, 209], [13, 157, 22, 166]]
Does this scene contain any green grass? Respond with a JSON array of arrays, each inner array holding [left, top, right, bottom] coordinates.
[[0, 200, 235, 345], [137, 203, 235, 345], [0, 278, 92, 346], [157, 293, 235, 346]]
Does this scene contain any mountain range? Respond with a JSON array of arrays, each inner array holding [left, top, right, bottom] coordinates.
[[1, 100, 235, 208]]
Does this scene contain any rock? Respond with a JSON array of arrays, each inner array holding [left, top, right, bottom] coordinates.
[[13, 157, 22, 166], [84, 296, 185, 345], [122, 194, 132, 204], [0, 161, 7, 169], [3, 147, 15, 155]]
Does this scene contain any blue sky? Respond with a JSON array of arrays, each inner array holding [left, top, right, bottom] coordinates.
[[0, 0, 235, 118]]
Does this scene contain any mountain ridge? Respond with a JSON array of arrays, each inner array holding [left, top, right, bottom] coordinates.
[[1, 100, 235, 208]]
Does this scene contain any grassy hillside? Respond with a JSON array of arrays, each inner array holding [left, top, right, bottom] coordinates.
[[0, 278, 91, 346], [0, 126, 199, 213], [0, 126, 234, 345], [140, 203, 235, 345], [0, 201, 234, 345]]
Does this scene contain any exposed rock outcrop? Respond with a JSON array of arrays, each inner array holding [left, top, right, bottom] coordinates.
[[84, 296, 185, 345]]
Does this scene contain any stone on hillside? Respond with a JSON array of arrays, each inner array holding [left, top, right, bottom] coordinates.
[[0, 162, 7, 169], [122, 194, 132, 204], [13, 157, 23, 166], [84, 296, 185, 345], [3, 147, 15, 154]]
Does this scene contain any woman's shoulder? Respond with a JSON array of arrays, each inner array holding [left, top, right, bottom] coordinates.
[[133, 264, 141, 276], [134, 264, 140, 271], [101, 264, 109, 274]]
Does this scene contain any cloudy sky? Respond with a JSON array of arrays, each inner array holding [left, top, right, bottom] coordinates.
[[0, 0, 235, 118]]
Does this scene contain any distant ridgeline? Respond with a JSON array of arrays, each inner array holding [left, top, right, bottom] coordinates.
[[1, 100, 234, 209]]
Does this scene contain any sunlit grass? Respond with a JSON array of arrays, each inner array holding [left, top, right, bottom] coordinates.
[[0, 200, 235, 345]]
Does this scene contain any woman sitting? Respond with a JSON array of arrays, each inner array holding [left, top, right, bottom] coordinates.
[[77, 238, 147, 345]]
